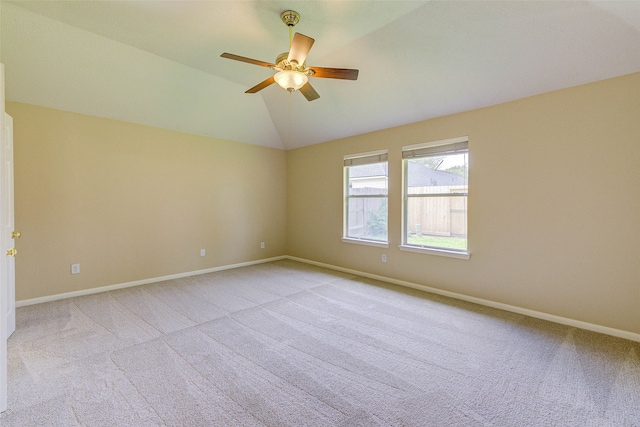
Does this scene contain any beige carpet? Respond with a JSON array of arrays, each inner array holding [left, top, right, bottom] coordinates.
[[2, 259, 639, 426]]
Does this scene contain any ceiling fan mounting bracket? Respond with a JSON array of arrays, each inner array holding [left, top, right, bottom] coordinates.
[[281, 10, 300, 27]]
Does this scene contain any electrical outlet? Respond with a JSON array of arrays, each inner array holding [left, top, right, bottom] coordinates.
[[381, 254, 387, 263], [71, 264, 80, 274], [260, 242, 265, 249], [200, 249, 206, 257]]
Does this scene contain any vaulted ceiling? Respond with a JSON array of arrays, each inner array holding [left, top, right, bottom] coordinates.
[[2, 1, 639, 150]]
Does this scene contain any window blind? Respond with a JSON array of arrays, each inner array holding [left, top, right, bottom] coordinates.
[[402, 140, 468, 159], [344, 150, 388, 167]]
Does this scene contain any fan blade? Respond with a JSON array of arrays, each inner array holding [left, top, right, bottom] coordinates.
[[246, 76, 276, 93], [221, 53, 275, 68], [309, 67, 359, 80], [288, 33, 315, 65], [299, 82, 320, 102]]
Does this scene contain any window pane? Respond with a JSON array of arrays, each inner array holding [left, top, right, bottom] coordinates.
[[348, 162, 388, 196], [346, 197, 388, 241], [406, 195, 467, 251], [403, 140, 468, 253]]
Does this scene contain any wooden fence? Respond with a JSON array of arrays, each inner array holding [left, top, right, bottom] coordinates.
[[347, 187, 387, 238], [407, 186, 467, 237], [347, 185, 466, 239]]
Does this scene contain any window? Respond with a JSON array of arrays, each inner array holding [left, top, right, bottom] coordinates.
[[401, 137, 469, 257], [343, 150, 388, 246]]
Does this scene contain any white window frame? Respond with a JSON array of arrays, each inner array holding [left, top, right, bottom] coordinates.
[[400, 137, 470, 259], [342, 150, 389, 248]]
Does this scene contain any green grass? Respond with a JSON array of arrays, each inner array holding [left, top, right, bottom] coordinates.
[[407, 235, 467, 250]]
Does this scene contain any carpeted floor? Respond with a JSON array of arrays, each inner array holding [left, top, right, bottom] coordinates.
[[1, 259, 639, 426]]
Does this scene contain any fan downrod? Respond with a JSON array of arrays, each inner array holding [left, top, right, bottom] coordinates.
[[281, 10, 300, 27]]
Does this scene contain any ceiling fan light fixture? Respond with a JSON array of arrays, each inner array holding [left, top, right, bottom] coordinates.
[[274, 70, 308, 92]]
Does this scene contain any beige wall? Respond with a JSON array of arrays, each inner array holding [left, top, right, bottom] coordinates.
[[8, 102, 287, 301], [7, 73, 640, 335], [287, 72, 640, 335]]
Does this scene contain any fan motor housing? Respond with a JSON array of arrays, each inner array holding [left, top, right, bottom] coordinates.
[[275, 52, 289, 65], [275, 52, 307, 72]]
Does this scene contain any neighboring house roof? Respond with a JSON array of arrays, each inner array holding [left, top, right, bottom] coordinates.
[[349, 163, 388, 179], [407, 162, 465, 187], [349, 162, 464, 186]]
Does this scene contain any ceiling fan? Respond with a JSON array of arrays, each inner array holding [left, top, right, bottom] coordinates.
[[221, 10, 359, 101]]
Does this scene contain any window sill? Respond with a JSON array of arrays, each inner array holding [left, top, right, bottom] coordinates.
[[398, 245, 470, 260], [342, 237, 389, 249]]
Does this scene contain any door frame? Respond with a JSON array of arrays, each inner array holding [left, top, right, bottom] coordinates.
[[0, 63, 8, 413]]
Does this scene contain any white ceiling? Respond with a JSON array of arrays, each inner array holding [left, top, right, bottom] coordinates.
[[2, 1, 639, 150]]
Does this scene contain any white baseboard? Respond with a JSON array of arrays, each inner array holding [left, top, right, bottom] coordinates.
[[286, 256, 640, 343], [16, 256, 287, 308]]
